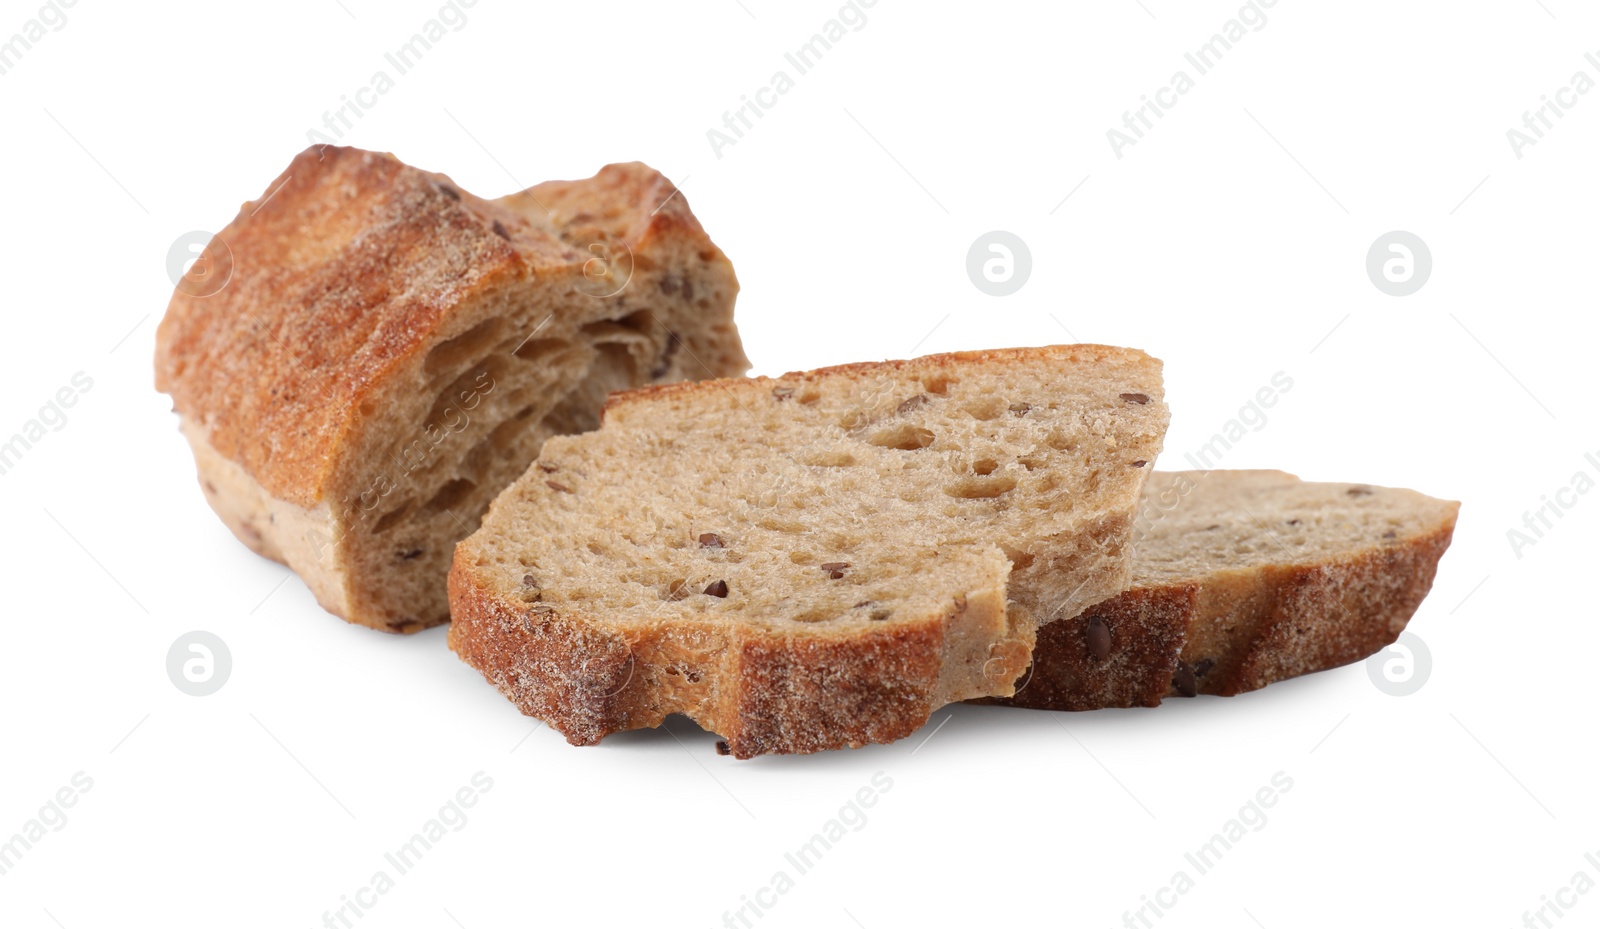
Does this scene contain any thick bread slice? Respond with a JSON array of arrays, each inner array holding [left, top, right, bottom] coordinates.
[[997, 470, 1459, 710], [449, 345, 1170, 756], [155, 146, 748, 633]]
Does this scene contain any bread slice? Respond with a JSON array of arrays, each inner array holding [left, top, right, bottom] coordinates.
[[995, 470, 1459, 711], [155, 146, 748, 633], [448, 345, 1170, 756]]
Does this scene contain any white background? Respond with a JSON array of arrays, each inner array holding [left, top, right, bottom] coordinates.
[[1, 1, 1596, 927]]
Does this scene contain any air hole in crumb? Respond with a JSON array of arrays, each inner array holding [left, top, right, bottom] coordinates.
[[1019, 457, 1047, 472], [578, 321, 631, 341], [791, 608, 835, 623], [789, 551, 816, 565], [867, 424, 935, 450], [801, 449, 856, 467], [972, 458, 1000, 476], [482, 412, 532, 461], [797, 389, 820, 404], [962, 396, 1006, 421], [425, 318, 505, 378], [462, 434, 495, 482], [595, 341, 638, 384], [1045, 430, 1076, 451], [513, 337, 568, 363], [428, 358, 508, 427], [618, 309, 653, 333], [1002, 545, 1035, 571], [921, 373, 956, 396], [372, 500, 413, 534], [946, 475, 1018, 499], [422, 478, 475, 515]]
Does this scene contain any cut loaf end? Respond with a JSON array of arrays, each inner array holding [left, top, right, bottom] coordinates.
[[155, 147, 748, 633]]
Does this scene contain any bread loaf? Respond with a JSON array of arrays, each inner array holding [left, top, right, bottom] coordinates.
[[155, 146, 749, 632]]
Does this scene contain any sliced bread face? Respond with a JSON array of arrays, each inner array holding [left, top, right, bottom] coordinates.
[[155, 146, 748, 633], [449, 345, 1170, 756], [1000, 470, 1460, 711]]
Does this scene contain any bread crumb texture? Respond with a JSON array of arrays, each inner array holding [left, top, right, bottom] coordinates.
[[450, 345, 1169, 756]]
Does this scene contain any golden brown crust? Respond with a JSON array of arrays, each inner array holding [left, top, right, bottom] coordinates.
[[156, 147, 510, 506], [987, 584, 1197, 710], [155, 146, 730, 508], [447, 546, 979, 758], [447, 551, 638, 744], [997, 513, 1459, 711], [724, 623, 946, 758], [1223, 522, 1456, 695]]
